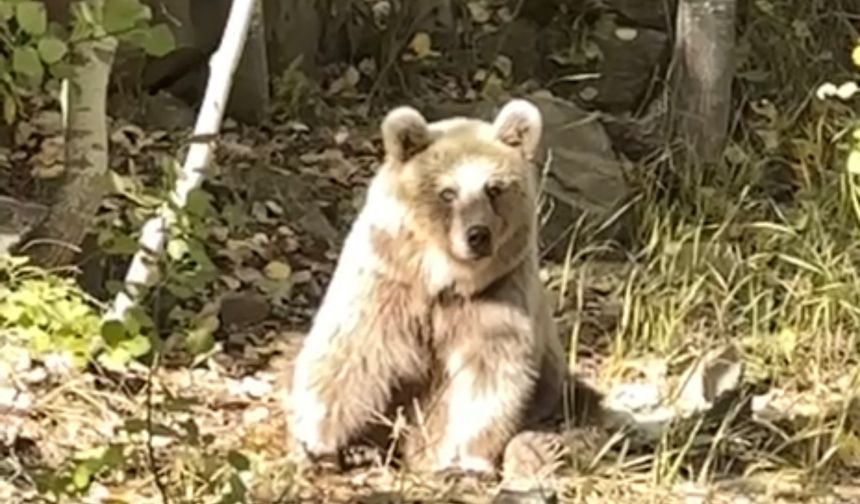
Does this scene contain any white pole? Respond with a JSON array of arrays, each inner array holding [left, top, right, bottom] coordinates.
[[106, 0, 258, 322]]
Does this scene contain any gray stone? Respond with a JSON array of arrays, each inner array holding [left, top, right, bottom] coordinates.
[[478, 19, 542, 82], [599, 90, 669, 161], [219, 291, 270, 328], [602, 345, 746, 443], [676, 344, 744, 415], [607, 0, 677, 30], [577, 25, 670, 113], [526, 92, 633, 254], [0, 196, 49, 254], [142, 91, 197, 130]]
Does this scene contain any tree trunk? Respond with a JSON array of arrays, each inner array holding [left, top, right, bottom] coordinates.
[[669, 0, 736, 165], [23, 35, 118, 267], [227, 0, 269, 124]]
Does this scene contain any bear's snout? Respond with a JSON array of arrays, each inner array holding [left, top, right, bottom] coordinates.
[[466, 225, 492, 258]]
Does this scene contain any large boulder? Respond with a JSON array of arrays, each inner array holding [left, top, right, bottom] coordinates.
[[605, 0, 678, 31], [527, 91, 634, 256], [576, 25, 670, 113]]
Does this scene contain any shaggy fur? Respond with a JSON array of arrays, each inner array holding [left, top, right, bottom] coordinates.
[[286, 99, 569, 477]]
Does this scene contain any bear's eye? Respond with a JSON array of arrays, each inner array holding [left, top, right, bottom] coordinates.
[[439, 188, 457, 203], [485, 183, 504, 199]]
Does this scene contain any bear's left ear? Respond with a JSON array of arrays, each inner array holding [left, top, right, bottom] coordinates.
[[492, 99, 543, 159], [381, 106, 431, 164]]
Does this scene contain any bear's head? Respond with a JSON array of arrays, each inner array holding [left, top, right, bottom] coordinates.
[[378, 99, 544, 271]]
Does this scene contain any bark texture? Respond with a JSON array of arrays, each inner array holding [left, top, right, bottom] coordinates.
[[24, 35, 117, 267]]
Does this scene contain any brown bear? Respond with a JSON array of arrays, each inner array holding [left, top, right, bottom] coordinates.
[[285, 99, 574, 486]]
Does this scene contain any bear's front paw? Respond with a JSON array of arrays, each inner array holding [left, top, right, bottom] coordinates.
[[341, 444, 383, 470], [435, 456, 498, 484], [288, 437, 341, 473]]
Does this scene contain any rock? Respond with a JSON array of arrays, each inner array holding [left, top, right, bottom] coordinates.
[[580, 25, 670, 113], [478, 19, 543, 82], [227, 375, 273, 398], [599, 90, 669, 161], [751, 384, 859, 425], [602, 345, 746, 442], [606, 0, 678, 31], [219, 291, 271, 328], [0, 385, 32, 414], [526, 91, 633, 255], [675, 344, 744, 415], [0, 196, 49, 254], [142, 91, 197, 130]]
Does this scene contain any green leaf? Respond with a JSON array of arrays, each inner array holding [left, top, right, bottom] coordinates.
[[102, 0, 150, 33], [15, 1, 46, 36], [100, 319, 127, 347], [226, 450, 251, 472], [101, 444, 124, 469], [3, 94, 16, 125], [166, 282, 194, 300], [48, 61, 74, 80], [0, 3, 14, 22], [0, 301, 24, 322], [98, 346, 132, 371], [100, 233, 139, 256], [185, 188, 214, 217], [167, 238, 190, 260], [12, 46, 43, 82], [71, 461, 93, 490], [37, 36, 68, 64], [140, 24, 175, 57], [185, 325, 215, 356], [124, 419, 147, 433], [121, 27, 149, 49], [127, 306, 154, 329], [120, 334, 151, 358]]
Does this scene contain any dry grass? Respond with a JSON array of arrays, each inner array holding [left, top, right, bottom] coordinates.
[[533, 1, 860, 499]]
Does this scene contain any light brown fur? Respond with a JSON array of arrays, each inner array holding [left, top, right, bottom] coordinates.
[[286, 99, 570, 478]]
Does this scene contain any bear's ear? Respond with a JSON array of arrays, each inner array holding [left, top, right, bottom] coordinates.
[[381, 106, 431, 163], [491, 99, 543, 159]]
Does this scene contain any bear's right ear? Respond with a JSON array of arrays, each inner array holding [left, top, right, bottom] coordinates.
[[381, 106, 431, 163]]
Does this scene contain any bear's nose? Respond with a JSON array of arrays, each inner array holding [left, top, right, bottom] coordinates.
[[466, 225, 492, 257]]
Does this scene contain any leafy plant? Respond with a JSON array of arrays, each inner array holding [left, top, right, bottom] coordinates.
[[31, 444, 128, 500], [0, 0, 176, 124], [0, 255, 102, 369], [95, 155, 228, 360]]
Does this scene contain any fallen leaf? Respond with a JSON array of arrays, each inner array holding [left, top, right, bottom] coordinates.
[[409, 32, 434, 59], [615, 27, 638, 41], [264, 260, 292, 281], [467, 1, 492, 23]]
